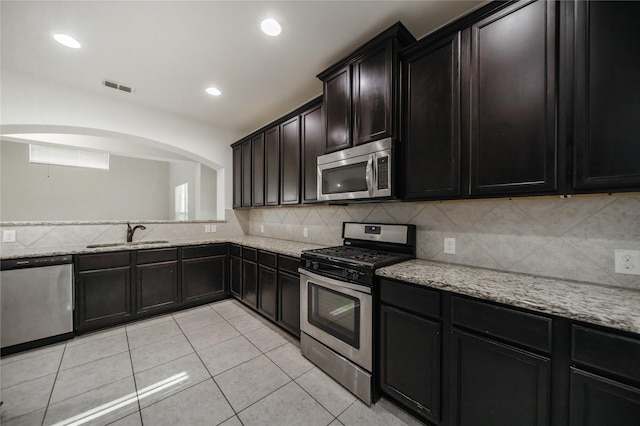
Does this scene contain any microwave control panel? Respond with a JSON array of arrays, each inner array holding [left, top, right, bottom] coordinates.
[[377, 156, 389, 189]]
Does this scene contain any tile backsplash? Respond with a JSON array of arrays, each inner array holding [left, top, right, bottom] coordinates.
[[248, 194, 640, 291], [3, 196, 639, 291], [0, 209, 249, 257]]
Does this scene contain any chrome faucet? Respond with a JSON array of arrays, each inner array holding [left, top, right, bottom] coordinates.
[[126, 223, 146, 242]]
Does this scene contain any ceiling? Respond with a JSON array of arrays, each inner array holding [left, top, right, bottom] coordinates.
[[1, 1, 486, 136]]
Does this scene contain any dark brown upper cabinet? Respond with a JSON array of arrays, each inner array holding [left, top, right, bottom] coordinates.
[[301, 99, 323, 204], [322, 66, 352, 153], [251, 133, 265, 207], [232, 145, 242, 208], [241, 138, 252, 207], [264, 126, 280, 206], [280, 116, 300, 205], [318, 22, 416, 153], [401, 32, 461, 200], [569, 0, 640, 192], [468, 0, 557, 196]]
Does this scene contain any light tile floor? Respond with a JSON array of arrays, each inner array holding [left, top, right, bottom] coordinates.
[[1, 299, 425, 426]]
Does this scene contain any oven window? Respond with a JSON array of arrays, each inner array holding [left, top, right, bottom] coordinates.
[[322, 162, 368, 194], [308, 283, 360, 348]]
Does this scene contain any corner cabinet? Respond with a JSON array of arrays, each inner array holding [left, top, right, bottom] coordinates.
[[181, 244, 227, 305], [318, 22, 416, 153], [264, 126, 280, 206], [251, 134, 265, 207], [570, 1, 640, 191], [468, 0, 557, 196]]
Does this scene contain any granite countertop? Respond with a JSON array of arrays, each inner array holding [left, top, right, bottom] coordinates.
[[377, 259, 640, 335], [0, 236, 324, 260], [4, 238, 639, 335]]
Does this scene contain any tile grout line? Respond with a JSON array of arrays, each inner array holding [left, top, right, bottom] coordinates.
[[40, 342, 68, 426], [124, 325, 144, 426]]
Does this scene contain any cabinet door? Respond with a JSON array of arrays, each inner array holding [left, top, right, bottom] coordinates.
[[301, 102, 323, 204], [469, 0, 557, 195], [182, 255, 226, 303], [572, 1, 640, 190], [570, 368, 640, 426], [450, 329, 550, 426], [252, 133, 265, 206], [353, 42, 392, 145], [258, 265, 277, 321], [280, 116, 300, 205], [323, 66, 352, 153], [265, 126, 280, 205], [403, 33, 461, 200], [230, 255, 242, 298], [241, 138, 252, 207], [136, 261, 178, 314], [242, 260, 258, 308], [232, 145, 242, 208], [277, 270, 300, 337], [380, 305, 441, 422], [76, 267, 132, 331]]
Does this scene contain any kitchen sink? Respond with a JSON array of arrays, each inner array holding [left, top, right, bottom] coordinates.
[[86, 240, 170, 249]]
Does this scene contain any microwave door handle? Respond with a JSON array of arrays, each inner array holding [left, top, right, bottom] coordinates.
[[366, 155, 374, 196]]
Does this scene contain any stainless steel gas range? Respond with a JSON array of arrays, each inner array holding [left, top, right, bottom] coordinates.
[[299, 222, 416, 405]]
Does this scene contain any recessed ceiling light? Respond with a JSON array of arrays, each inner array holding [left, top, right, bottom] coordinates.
[[261, 18, 282, 36], [53, 33, 81, 49], [206, 87, 222, 96]]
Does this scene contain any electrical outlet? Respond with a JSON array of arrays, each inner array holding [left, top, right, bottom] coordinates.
[[204, 224, 211, 233], [211, 225, 216, 233], [303, 227, 309, 238], [444, 237, 456, 255], [615, 249, 640, 276], [260, 224, 264, 233], [3, 230, 16, 243]]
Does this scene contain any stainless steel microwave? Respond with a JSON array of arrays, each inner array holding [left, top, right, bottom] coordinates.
[[317, 138, 392, 202]]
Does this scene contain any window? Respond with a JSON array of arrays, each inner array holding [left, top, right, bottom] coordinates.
[[29, 144, 109, 170], [175, 183, 188, 220]]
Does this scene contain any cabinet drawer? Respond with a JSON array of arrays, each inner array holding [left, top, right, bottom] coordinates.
[[242, 247, 257, 262], [77, 252, 131, 272], [572, 325, 640, 382], [182, 244, 226, 259], [258, 251, 277, 268], [137, 248, 178, 265], [278, 255, 300, 274], [380, 279, 440, 319], [452, 296, 552, 353], [229, 244, 242, 257]]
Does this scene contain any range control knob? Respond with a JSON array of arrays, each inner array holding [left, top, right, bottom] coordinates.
[[312, 262, 319, 270], [346, 269, 361, 280]]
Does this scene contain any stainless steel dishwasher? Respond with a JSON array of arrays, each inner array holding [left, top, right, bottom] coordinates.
[[1, 255, 74, 352]]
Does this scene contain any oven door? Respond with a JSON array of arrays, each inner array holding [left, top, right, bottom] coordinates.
[[299, 269, 372, 371]]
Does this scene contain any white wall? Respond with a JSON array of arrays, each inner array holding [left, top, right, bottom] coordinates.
[[1, 140, 171, 221], [0, 69, 242, 215]]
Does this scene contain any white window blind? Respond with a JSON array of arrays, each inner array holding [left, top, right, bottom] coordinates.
[[29, 144, 110, 170]]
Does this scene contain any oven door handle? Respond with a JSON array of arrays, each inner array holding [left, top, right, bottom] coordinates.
[[298, 268, 372, 295]]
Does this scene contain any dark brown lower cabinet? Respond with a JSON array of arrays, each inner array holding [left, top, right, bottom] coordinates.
[[450, 329, 550, 426], [277, 269, 300, 337], [258, 265, 277, 321], [136, 261, 178, 314], [75, 252, 133, 332], [230, 255, 242, 298], [242, 260, 258, 308], [380, 304, 441, 423], [181, 244, 227, 304], [570, 369, 640, 426]]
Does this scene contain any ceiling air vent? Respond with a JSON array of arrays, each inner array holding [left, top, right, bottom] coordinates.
[[103, 80, 135, 94]]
